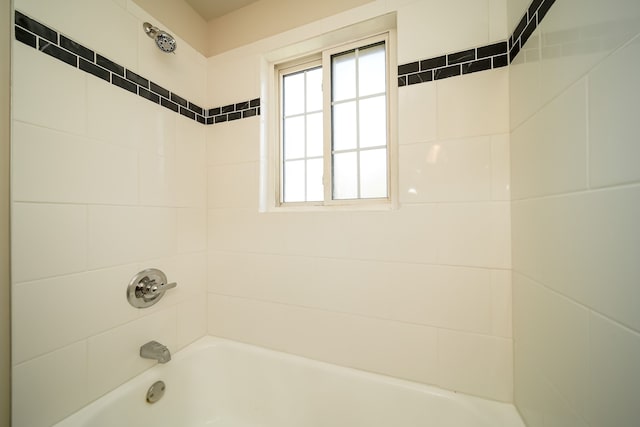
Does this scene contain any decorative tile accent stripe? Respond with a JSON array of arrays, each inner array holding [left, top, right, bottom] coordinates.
[[397, 0, 556, 87], [509, 0, 556, 62], [398, 41, 508, 87], [13, 10, 259, 126], [206, 99, 261, 125]]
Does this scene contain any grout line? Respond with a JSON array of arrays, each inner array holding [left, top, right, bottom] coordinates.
[[203, 248, 512, 273], [514, 270, 640, 339], [207, 291, 514, 341], [510, 181, 640, 203], [585, 74, 591, 191]]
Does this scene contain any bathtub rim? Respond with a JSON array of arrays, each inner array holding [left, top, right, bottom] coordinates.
[[54, 335, 524, 427]]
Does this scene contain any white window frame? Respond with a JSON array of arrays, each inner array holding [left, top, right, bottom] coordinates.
[[260, 16, 398, 213]]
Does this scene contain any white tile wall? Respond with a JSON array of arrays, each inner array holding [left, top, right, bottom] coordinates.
[[438, 329, 513, 402], [589, 35, 640, 188], [510, 0, 640, 425], [87, 140, 139, 205], [10, 0, 520, 422], [489, 0, 509, 42], [398, 82, 437, 145], [513, 186, 640, 332], [12, 121, 90, 203], [588, 313, 640, 427], [509, 28, 542, 130], [435, 202, 511, 269], [208, 294, 441, 386], [12, 342, 88, 427], [12, 265, 139, 364], [12, 203, 87, 283], [11, 2, 208, 425], [397, 0, 491, 63], [202, 0, 513, 403], [206, 117, 261, 165], [511, 78, 588, 200], [399, 137, 492, 203], [538, 0, 640, 107], [491, 134, 511, 201], [437, 68, 509, 140], [207, 162, 260, 209], [12, 43, 87, 135], [209, 252, 507, 336], [177, 208, 207, 253], [491, 269, 513, 338]]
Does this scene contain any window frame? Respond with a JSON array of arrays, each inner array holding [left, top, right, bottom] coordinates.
[[274, 32, 396, 209]]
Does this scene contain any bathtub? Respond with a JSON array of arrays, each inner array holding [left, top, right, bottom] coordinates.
[[54, 336, 525, 427]]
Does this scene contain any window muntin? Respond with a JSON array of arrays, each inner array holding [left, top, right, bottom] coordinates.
[[281, 65, 323, 203], [331, 41, 388, 200], [278, 35, 389, 206]]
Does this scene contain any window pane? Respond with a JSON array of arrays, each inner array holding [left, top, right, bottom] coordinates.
[[359, 149, 387, 198], [333, 101, 357, 151], [283, 72, 304, 116], [306, 112, 323, 158], [332, 51, 356, 102], [333, 152, 358, 199], [306, 158, 323, 202], [284, 160, 305, 202], [284, 116, 305, 160], [358, 43, 386, 97], [306, 68, 322, 112], [359, 95, 386, 149]]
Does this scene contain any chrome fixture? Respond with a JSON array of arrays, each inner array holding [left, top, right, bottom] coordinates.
[[143, 22, 177, 53], [140, 341, 171, 364], [146, 380, 166, 404], [127, 268, 177, 308]]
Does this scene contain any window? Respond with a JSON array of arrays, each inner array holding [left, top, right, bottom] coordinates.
[[277, 34, 392, 206]]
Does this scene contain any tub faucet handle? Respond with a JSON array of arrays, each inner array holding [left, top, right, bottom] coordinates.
[[140, 277, 177, 295], [127, 269, 178, 308]]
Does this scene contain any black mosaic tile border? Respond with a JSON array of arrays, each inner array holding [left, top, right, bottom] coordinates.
[[17, 1, 556, 111], [13, 10, 259, 126], [206, 99, 260, 125], [398, 41, 508, 87], [508, 0, 555, 62], [397, 0, 555, 87]]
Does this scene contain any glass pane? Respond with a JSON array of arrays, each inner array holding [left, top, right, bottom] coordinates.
[[284, 160, 305, 202], [358, 95, 386, 149], [333, 101, 357, 151], [283, 72, 304, 116], [360, 148, 387, 198], [333, 152, 358, 199], [306, 68, 322, 112], [332, 51, 356, 102], [306, 158, 323, 202], [284, 116, 305, 160], [358, 43, 386, 97], [306, 112, 323, 158]]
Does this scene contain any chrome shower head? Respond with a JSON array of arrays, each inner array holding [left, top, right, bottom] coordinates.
[[143, 22, 177, 53]]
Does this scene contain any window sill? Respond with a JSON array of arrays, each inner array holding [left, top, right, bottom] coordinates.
[[261, 200, 397, 213]]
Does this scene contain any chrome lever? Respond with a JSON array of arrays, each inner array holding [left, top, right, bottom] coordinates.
[[139, 278, 177, 296], [127, 269, 178, 308]]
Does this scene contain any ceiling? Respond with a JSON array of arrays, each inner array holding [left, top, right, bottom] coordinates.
[[184, 0, 261, 21]]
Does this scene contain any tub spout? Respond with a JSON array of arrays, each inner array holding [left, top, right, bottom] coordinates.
[[140, 341, 171, 363]]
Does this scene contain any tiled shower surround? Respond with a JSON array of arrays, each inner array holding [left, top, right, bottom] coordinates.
[[14, 0, 554, 124], [15, 0, 640, 426], [14, 10, 259, 126]]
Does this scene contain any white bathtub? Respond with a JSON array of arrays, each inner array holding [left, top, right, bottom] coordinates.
[[54, 336, 525, 427]]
